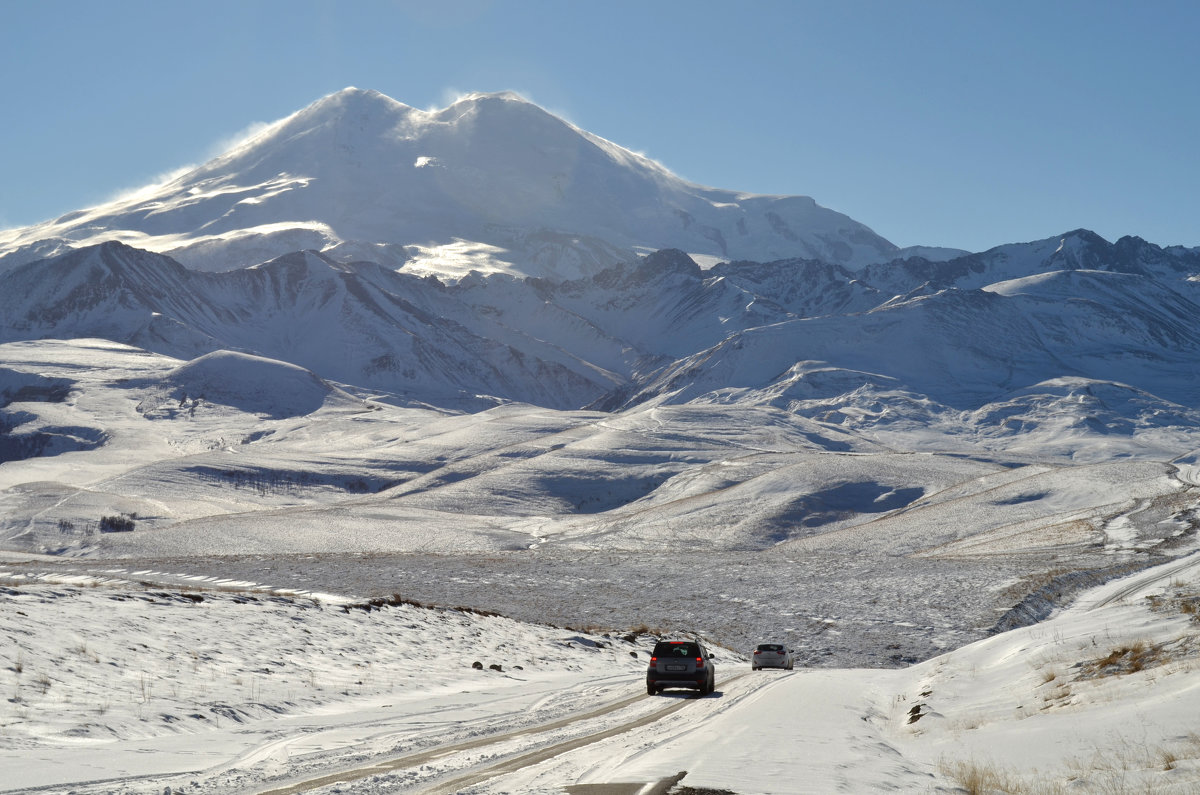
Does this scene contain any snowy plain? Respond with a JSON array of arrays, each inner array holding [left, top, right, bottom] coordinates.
[[2, 337, 1200, 793], [2, 87, 1200, 793]]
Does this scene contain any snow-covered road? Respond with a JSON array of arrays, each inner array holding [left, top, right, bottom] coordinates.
[[4, 554, 1200, 793], [255, 682, 704, 795], [249, 667, 936, 794], [457, 669, 934, 795]]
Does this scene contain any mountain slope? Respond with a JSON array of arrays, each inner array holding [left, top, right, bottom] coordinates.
[[4, 230, 1200, 421], [0, 242, 622, 409], [858, 228, 1200, 297], [0, 88, 909, 276], [619, 268, 1200, 412]]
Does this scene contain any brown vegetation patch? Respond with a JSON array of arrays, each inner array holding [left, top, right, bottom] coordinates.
[[1145, 587, 1200, 621], [1078, 639, 1166, 679]]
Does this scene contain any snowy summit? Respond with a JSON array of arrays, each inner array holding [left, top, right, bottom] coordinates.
[[0, 88, 920, 277]]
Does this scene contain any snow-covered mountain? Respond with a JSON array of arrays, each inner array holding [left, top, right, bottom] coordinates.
[[8, 87, 1200, 795], [2, 89, 1200, 629], [4, 230, 1199, 428], [620, 251, 1200, 410], [3, 86, 1195, 429], [0, 241, 629, 408], [0, 88, 941, 277]]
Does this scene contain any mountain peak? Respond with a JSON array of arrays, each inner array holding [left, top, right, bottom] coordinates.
[[296, 88, 539, 130], [1059, 228, 1108, 246], [452, 90, 532, 105], [277, 86, 414, 137], [302, 86, 410, 114], [430, 89, 565, 134], [0, 88, 903, 275]]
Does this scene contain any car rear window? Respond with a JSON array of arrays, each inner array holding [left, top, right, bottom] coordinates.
[[757, 644, 784, 652], [653, 641, 700, 657]]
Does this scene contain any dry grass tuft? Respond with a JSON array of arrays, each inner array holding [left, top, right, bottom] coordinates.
[[341, 593, 426, 613], [1080, 639, 1166, 679], [1146, 587, 1200, 621], [943, 730, 1200, 794], [939, 758, 1038, 794], [562, 622, 616, 635]]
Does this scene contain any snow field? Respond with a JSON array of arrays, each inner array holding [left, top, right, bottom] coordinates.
[[890, 554, 1200, 794], [3, 554, 1196, 794], [0, 578, 666, 794], [4, 340, 1200, 671], [460, 555, 1200, 794]]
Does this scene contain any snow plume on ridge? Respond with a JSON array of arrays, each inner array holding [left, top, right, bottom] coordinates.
[[102, 164, 198, 212], [0, 87, 906, 275], [206, 119, 279, 160]]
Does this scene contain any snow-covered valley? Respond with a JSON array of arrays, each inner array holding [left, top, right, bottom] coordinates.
[[2, 336, 1200, 792], [3, 338, 1198, 665], [3, 87, 1200, 792]]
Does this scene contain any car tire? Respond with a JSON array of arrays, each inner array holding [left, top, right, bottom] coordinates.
[[647, 683, 656, 695]]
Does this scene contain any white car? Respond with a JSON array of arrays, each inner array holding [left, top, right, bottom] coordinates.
[[751, 642, 793, 670]]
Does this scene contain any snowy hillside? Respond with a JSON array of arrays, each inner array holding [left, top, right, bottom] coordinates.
[[4, 84, 1200, 794], [2, 337, 1198, 667], [0, 88, 920, 277], [2, 543, 1199, 793], [4, 230, 1200, 420], [620, 264, 1200, 412], [0, 334, 1197, 792]]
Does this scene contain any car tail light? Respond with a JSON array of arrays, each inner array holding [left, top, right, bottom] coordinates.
[[695, 657, 705, 669], [753, 650, 761, 654], [649, 656, 657, 664]]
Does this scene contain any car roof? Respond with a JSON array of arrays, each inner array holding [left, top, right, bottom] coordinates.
[[654, 639, 701, 649]]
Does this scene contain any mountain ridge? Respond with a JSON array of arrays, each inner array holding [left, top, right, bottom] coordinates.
[[0, 88, 931, 277], [4, 229, 1199, 428], [3, 88, 1200, 454]]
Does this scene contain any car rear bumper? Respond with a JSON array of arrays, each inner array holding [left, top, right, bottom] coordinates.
[[647, 674, 708, 689]]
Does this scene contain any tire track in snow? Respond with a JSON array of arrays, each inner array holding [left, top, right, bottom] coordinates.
[[1082, 551, 1200, 611], [256, 673, 753, 795]]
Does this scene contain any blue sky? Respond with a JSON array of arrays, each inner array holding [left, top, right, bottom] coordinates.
[[2, 0, 1196, 252]]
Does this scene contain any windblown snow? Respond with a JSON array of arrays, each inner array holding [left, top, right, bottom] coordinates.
[[0, 88, 929, 277]]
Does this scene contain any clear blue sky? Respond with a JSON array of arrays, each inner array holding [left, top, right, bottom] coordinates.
[[2, 0, 1196, 252]]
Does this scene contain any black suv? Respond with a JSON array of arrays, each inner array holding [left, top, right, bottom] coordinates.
[[646, 639, 716, 695]]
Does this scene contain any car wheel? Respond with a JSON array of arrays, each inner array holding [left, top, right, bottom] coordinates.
[[647, 683, 656, 695], [752, 665, 758, 671]]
